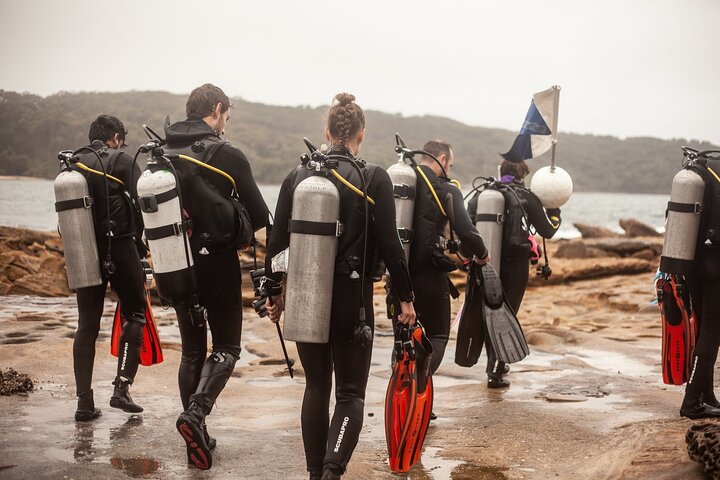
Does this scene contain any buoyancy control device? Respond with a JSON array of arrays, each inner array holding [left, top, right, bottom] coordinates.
[[660, 147, 720, 275], [391, 133, 462, 270], [468, 177, 552, 279]]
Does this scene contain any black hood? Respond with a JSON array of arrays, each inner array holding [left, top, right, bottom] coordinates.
[[164, 114, 218, 147]]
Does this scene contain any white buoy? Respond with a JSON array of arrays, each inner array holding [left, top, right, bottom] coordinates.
[[529, 166, 573, 209]]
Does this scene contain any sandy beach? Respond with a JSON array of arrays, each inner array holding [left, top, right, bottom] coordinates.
[[0, 238, 708, 480]]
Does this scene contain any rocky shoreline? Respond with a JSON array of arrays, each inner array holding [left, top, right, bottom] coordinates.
[[2, 221, 709, 480]]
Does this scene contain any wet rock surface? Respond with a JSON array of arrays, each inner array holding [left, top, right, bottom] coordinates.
[[0, 270, 709, 479]]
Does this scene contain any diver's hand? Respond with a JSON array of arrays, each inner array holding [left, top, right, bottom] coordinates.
[[398, 301, 416, 325], [474, 254, 490, 265], [266, 295, 284, 323]]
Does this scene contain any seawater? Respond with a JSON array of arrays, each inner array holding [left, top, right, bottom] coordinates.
[[0, 177, 667, 239]]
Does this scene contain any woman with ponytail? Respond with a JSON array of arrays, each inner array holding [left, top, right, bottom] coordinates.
[[264, 93, 416, 479]]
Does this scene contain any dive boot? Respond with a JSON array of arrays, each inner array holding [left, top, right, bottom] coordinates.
[[204, 422, 217, 451], [681, 394, 720, 419], [321, 463, 343, 480], [75, 389, 102, 421], [110, 377, 143, 413], [487, 374, 510, 389], [177, 401, 212, 470]]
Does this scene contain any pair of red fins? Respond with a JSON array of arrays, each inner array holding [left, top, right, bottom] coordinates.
[[110, 289, 164, 366], [657, 274, 697, 385], [385, 322, 433, 473]]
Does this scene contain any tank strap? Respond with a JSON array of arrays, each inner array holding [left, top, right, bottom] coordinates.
[[667, 200, 703, 214], [393, 184, 416, 200], [475, 213, 505, 223], [55, 196, 93, 212], [289, 219, 343, 237], [145, 219, 193, 240]]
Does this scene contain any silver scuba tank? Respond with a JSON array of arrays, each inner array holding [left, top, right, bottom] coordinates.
[[136, 161, 195, 303], [474, 188, 505, 273], [660, 168, 706, 275], [54, 168, 103, 289], [283, 174, 341, 343], [387, 159, 417, 261]]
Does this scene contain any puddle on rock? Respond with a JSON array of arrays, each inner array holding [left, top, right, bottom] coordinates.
[[419, 447, 508, 480], [110, 456, 161, 477]]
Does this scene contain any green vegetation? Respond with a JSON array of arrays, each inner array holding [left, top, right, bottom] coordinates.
[[0, 90, 716, 193]]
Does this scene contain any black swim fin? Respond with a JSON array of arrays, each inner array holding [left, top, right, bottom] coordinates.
[[455, 263, 486, 367], [481, 264, 529, 364]]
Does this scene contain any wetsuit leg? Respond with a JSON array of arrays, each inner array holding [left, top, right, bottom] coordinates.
[[175, 303, 208, 410], [412, 268, 450, 376], [73, 282, 107, 395], [186, 250, 244, 411], [296, 341, 332, 476], [686, 249, 720, 401], [323, 279, 374, 473], [499, 255, 529, 314], [108, 238, 146, 383]]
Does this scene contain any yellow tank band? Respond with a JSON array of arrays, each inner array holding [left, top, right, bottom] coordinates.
[[450, 178, 462, 189], [177, 154, 237, 192], [330, 169, 376, 205], [708, 166, 720, 185], [75, 162, 126, 187], [415, 166, 447, 217]]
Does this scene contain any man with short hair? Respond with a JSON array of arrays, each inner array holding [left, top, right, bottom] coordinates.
[[402, 140, 489, 417], [72, 115, 147, 421], [162, 83, 271, 470]]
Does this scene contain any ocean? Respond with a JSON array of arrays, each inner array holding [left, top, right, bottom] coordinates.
[[0, 177, 668, 239]]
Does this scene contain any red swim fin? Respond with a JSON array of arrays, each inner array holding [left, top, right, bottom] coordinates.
[[110, 289, 163, 366], [385, 323, 434, 473], [658, 275, 696, 385], [398, 325, 434, 470], [385, 324, 415, 472]]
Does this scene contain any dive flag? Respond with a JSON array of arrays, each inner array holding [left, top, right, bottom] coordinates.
[[502, 86, 560, 163]]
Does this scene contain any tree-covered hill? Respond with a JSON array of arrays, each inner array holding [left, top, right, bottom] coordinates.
[[0, 90, 715, 193]]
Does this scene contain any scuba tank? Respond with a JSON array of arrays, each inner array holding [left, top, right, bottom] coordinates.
[[659, 147, 710, 275], [136, 159, 196, 304], [474, 187, 505, 273], [54, 151, 102, 289], [283, 144, 342, 344], [387, 135, 418, 261]]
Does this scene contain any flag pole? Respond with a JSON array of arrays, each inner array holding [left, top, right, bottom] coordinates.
[[550, 85, 561, 172]]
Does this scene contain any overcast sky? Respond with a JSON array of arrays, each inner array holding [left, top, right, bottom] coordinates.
[[2, 0, 718, 144]]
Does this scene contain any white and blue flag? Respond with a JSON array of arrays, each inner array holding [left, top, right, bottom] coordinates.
[[502, 86, 560, 163]]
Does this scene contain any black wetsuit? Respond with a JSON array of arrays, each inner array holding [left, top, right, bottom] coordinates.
[[409, 165, 488, 376], [73, 142, 146, 396], [684, 156, 720, 406], [163, 116, 271, 412], [265, 146, 413, 476], [467, 179, 561, 376]]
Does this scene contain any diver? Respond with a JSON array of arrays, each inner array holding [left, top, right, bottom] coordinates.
[[162, 84, 271, 469], [399, 140, 489, 413], [676, 150, 720, 419], [467, 159, 561, 388], [264, 93, 416, 480], [69, 115, 147, 421]]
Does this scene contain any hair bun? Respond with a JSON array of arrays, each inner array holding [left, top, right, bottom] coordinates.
[[333, 93, 356, 106]]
